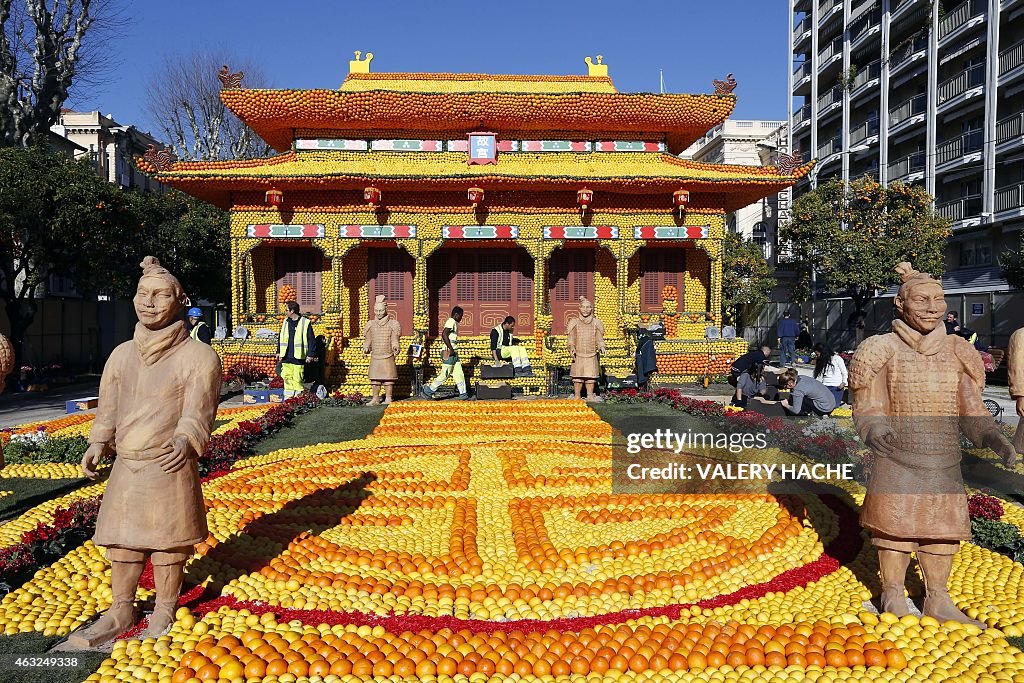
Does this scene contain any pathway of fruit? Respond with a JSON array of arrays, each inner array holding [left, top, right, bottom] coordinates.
[[3, 401, 1024, 683]]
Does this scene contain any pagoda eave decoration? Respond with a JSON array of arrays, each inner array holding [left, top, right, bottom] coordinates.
[[218, 89, 737, 153]]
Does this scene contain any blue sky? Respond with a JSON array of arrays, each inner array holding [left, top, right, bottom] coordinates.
[[74, 0, 790, 136]]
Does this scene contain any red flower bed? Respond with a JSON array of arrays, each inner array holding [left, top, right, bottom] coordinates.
[[968, 493, 1005, 521]]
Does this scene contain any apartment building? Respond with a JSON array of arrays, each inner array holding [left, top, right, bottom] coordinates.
[[682, 120, 790, 263], [789, 0, 1024, 294]]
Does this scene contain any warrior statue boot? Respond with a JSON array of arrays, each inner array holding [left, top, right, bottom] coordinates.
[[367, 382, 382, 406], [383, 384, 394, 405], [140, 561, 185, 639], [918, 551, 985, 627], [66, 560, 143, 648], [877, 549, 912, 617]]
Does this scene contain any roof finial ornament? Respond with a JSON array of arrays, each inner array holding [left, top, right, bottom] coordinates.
[[713, 73, 737, 95], [218, 65, 244, 89], [350, 51, 374, 74], [585, 55, 608, 78], [775, 149, 801, 175], [141, 144, 177, 172]]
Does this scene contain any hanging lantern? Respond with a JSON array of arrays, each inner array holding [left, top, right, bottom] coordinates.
[[265, 188, 284, 207], [672, 189, 690, 218], [577, 187, 594, 213], [468, 186, 485, 208], [364, 185, 382, 207]]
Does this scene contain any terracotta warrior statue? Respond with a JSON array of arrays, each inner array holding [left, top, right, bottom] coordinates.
[[1009, 327, 1024, 455], [362, 294, 401, 405], [850, 262, 1016, 626], [567, 296, 606, 401], [70, 256, 221, 647]]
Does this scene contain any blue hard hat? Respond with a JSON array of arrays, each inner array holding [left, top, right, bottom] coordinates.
[[187, 307, 202, 318]]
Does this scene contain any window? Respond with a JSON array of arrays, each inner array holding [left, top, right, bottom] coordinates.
[[960, 239, 992, 267], [640, 248, 685, 313], [275, 248, 323, 313]]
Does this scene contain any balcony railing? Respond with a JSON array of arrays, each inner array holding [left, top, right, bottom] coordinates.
[[851, 60, 882, 91], [936, 194, 983, 222], [1000, 38, 1024, 75], [936, 129, 984, 165], [819, 37, 843, 64], [890, 32, 929, 69], [889, 93, 927, 125], [851, 117, 880, 144], [851, 8, 882, 42], [817, 86, 843, 110], [938, 63, 986, 104], [793, 17, 811, 39], [939, 0, 984, 40], [817, 135, 842, 158], [888, 151, 926, 181], [793, 61, 812, 80], [997, 112, 1024, 142], [995, 182, 1024, 213], [819, 0, 842, 22], [793, 104, 812, 126]]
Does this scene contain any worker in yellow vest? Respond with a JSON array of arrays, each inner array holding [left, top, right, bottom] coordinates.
[[186, 307, 211, 345], [490, 316, 533, 376], [278, 301, 316, 397]]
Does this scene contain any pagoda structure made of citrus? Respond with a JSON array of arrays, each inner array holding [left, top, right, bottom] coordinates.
[[140, 53, 812, 396]]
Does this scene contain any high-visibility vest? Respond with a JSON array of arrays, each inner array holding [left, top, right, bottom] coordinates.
[[189, 321, 208, 341], [279, 316, 311, 358], [492, 324, 508, 353]]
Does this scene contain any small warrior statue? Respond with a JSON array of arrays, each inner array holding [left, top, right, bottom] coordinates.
[[70, 256, 221, 647], [1009, 326, 1024, 455], [850, 262, 1016, 626], [567, 295, 606, 401], [362, 294, 402, 405]]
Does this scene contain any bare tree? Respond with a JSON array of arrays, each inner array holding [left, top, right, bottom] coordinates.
[[0, 0, 119, 147], [145, 51, 272, 161]]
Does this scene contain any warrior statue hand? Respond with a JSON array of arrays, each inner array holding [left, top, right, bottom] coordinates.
[[983, 432, 1018, 469], [81, 443, 107, 480], [864, 424, 898, 457], [155, 435, 193, 474], [1017, 397, 1024, 418]]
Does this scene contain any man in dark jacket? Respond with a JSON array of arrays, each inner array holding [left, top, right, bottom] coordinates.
[[777, 311, 800, 366], [634, 329, 657, 388]]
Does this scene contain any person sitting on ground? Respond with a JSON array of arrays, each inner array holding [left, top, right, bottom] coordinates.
[[490, 316, 533, 377], [729, 345, 772, 406], [777, 367, 836, 416], [732, 364, 767, 408], [813, 343, 848, 407]]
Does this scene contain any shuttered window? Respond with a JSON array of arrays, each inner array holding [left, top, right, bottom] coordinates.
[[640, 248, 684, 313], [275, 248, 323, 313], [551, 251, 591, 302]]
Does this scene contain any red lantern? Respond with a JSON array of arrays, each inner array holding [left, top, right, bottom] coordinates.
[[265, 188, 284, 207], [672, 189, 690, 218], [468, 186, 485, 208], [364, 185, 381, 207], [577, 187, 594, 213]]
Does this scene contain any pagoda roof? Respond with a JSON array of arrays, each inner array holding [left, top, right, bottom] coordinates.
[[219, 88, 735, 154], [140, 150, 813, 213]]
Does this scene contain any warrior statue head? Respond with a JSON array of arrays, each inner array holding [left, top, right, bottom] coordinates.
[[578, 295, 594, 319], [374, 294, 388, 320], [894, 262, 945, 335], [134, 256, 188, 331]]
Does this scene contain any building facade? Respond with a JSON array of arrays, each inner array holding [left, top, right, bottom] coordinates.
[[51, 110, 164, 191], [141, 57, 808, 395], [682, 120, 790, 264], [788, 0, 1024, 296]]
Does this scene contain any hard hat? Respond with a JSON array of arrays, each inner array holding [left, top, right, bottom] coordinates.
[[187, 307, 202, 318]]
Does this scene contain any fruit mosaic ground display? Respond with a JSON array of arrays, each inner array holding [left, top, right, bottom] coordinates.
[[2, 400, 1024, 682]]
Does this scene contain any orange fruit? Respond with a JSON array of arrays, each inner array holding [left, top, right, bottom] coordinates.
[[846, 650, 865, 667], [218, 660, 244, 681], [171, 667, 195, 683], [287, 660, 309, 678], [194, 663, 219, 681], [243, 660, 266, 679], [825, 651, 848, 667], [886, 650, 908, 669]]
